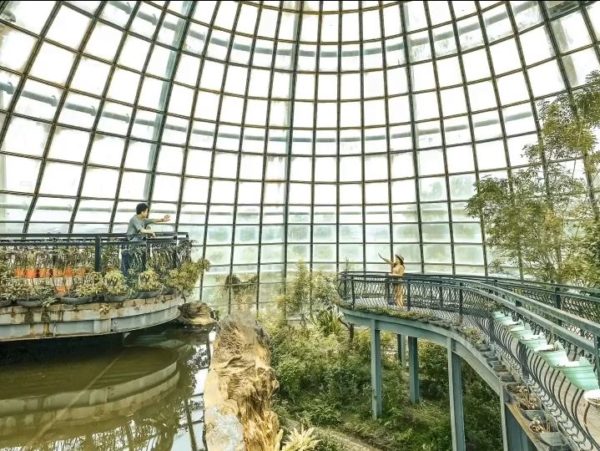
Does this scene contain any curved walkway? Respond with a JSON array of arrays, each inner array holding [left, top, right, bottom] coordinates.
[[338, 272, 600, 451]]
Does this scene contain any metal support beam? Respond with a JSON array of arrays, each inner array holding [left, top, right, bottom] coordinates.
[[501, 400, 531, 451], [408, 336, 419, 404], [397, 333, 406, 365], [371, 322, 383, 418], [448, 341, 466, 451]]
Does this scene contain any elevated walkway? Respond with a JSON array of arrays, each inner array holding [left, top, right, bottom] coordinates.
[[338, 272, 600, 451]]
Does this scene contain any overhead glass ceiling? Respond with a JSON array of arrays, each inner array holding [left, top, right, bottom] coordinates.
[[0, 0, 599, 305]]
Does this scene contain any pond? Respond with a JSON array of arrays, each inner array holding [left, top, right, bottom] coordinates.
[[0, 326, 212, 450]]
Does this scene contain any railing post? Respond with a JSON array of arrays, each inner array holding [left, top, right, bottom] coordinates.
[[385, 275, 391, 306], [371, 321, 383, 418], [596, 335, 600, 388], [144, 239, 150, 271], [554, 286, 562, 327], [406, 280, 411, 311], [458, 282, 464, 322], [94, 236, 101, 272], [439, 282, 444, 309], [343, 273, 348, 300], [448, 340, 466, 451], [397, 334, 406, 365], [408, 336, 420, 404], [351, 277, 356, 309]]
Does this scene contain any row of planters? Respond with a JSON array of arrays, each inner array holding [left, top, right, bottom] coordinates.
[[0, 260, 210, 308], [1, 241, 189, 280], [4, 247, 95, 279]]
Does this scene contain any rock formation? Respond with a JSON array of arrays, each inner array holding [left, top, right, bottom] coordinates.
[[204, 315, 281, 451]]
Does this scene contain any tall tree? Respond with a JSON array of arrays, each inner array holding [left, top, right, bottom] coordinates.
[[467, 72, 600, 286]]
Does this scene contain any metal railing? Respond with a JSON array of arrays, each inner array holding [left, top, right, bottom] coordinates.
[[338, 271, 600, 451], [0, 232, 190, 273]]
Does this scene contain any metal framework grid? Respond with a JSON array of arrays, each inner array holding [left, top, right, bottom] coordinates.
[[0, 1, 598, 311]]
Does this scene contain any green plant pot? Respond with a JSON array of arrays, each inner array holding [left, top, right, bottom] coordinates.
[[62, 295, 92, 305], [16, 298, 43, 308], [105, 294, 128, 303], [137, 290, 161, 299]]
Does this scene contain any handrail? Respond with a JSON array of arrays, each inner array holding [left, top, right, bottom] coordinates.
[[341, 270, 600, 296], [0, 232, 189, 240], [0, 233, 192, 276], [341, 271, 600, 324], [337, 271, 600, 451]]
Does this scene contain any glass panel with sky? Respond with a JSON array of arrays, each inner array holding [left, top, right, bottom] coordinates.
[[0, 1, 598, 308]]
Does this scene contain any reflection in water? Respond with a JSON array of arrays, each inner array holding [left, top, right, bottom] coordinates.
[[0, 327, 212, 451]]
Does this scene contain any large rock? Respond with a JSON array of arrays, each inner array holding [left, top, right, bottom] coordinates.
[[178, 302, 217, 328], [205, 315, 280, 451]]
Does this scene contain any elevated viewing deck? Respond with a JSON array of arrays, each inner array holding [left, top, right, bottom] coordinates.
[[338, 272, 600, 451], [0, 233, 193, 341]]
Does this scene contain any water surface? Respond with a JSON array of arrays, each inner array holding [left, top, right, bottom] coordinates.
[[0, 326, 211, 450]]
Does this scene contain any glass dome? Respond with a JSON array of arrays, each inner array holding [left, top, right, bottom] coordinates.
[[0, 0, 599, 306]]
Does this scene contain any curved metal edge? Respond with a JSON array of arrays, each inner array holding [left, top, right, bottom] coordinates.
[[339, 306, 502, 396], [0, 296, 186, 342]]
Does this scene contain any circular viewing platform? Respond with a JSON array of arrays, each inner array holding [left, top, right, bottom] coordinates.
[[0, 232, 204, 342], [0, 294, 186, 341]]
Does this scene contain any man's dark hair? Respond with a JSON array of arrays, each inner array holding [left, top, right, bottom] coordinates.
[[136, 203, 149, 215]]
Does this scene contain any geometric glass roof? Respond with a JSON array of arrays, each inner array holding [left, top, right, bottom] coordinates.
[[0, 0, 599, 306]]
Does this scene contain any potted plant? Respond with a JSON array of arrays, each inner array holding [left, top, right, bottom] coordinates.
[[136, 268, 163, 299], [24, 250, 37, 279], [101, 244, 120, 272], [6, 278, 36, 307], [103, 269, 130, 302], [62, 272, 104, 305], [165, 259, 210, 301], [31, 280, 56, 308], [0, 250, 12, 307]]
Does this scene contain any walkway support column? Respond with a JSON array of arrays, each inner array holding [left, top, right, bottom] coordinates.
[[397, 334, 406, 365], [408, 336, 419, 403], [371, 321, 382, 418], [448, 340, 465, 451], [500, 392, 530, 451]]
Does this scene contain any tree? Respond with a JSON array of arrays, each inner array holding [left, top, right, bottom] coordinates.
[[466, 71, 600, 285]]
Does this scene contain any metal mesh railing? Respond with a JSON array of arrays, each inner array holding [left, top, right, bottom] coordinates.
[[338, 271, 600, 451]]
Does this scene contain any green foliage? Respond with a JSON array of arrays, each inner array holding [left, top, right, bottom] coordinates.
[[137, 268, 163, 292], [467, 71, 600, 285], [166, 259, 210, 299], [280, 260, 312, 319], [33, 280, 55, 301], [70, 271, 105, 298], [4, 278, 35, 301], [0, 250, 12, 300], [101, 245, 120, 271], [270, 322, 501, 451], [418, 342, 502, 451], [313, 434, 342, 451], [281, 427, 320, 451], [311, 272, 340, 307], [278, 262, 342, 331], [221, 273, 258, 310], [312, 309, 344, 336], [103, 269, 128, 296]]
